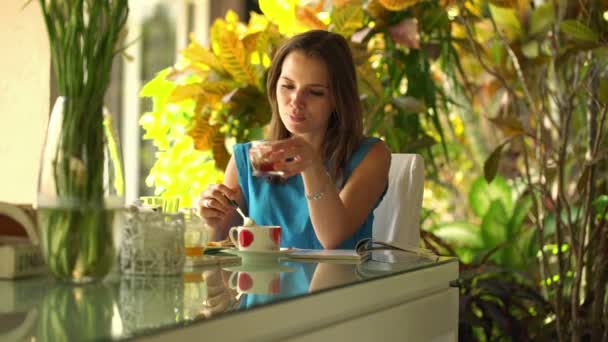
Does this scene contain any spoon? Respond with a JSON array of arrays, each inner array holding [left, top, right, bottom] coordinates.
[[225, 196, 256, 226]]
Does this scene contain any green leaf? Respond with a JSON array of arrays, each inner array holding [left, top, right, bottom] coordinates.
[[560, 20, 599, 43], [480, 200, 510, 246], [491, 39, 505, 65], [432, 222, 483, 248], [593, 195, 608, 214], [508, 194, 533, 237], [420, 6, 449, 32], [469, 175, 513, 218], [524, 228, 540, 262], [481, 200, 509, 264], [484, 143, 503, 183], [542, 212, 557, 238], [521, 40, 539, 59], [489, 4, 522, 41], [529, 3, 554, 36]]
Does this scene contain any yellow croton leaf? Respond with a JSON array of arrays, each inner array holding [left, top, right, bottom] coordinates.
[[182, 36, 225, 73], [166, 66, 207, 83], [202, 80, 238, 106], [168, 84, 203, 103], [193, 80, 239, 109], [211, 22, 259, 87], [168, 80, 236, 105], [330, 3, 364, 37], [255, 24, 285, 60], [259, 0, 310, 35], [242, 32, 261, 55], [295, 4, 328, 30], [333, 0, 353, 7], [188, 114, 218, 151], [225, 9, 241, 27], [378, 0, 422, 11], [202, 80, 240, 96], [247, 12, 271, 34]]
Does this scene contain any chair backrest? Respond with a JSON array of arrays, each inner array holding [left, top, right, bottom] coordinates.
[[372, 154, 424, 248]]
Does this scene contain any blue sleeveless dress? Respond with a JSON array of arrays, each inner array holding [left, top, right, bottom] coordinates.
[[233, 137, 386, 249]]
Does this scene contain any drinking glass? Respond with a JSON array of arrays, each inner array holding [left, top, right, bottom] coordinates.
[[249, 140, 284, 177], [140, 196, 180, 213]]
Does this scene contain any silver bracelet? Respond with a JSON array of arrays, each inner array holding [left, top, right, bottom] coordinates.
[[305, 188, 326, 201], [305, 171, 331, 201]]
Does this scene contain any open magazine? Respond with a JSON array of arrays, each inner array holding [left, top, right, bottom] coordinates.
[[287, 238, 439, 264], [288, 248, 370, 263], [354, 238, 439, 262]]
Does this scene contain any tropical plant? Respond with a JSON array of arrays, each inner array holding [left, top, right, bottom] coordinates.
[[452, 0, 608, 338], [457, 267, 552, 341], [139, 0, 459, 206], [430, 176, 538, 271]]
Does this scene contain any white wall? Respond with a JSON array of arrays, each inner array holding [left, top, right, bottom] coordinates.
[[0, 2, 50, 204]]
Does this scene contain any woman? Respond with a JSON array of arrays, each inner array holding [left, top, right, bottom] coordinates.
[[199, 30, 391, 249]]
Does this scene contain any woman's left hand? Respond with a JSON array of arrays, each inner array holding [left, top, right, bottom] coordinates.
[[270, 136, 320, 178]]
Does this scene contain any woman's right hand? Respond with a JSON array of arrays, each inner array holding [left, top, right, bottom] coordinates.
[[198, 184, 239, 229]]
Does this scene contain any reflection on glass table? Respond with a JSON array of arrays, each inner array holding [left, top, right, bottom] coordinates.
[[0, 249, 455, 341]]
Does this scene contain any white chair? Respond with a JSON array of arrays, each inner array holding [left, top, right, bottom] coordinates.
[[372, 154, 425, 249]]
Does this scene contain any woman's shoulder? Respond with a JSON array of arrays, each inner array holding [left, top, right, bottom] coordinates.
[[356, 136, 390, 160], [363, 137, 391, 165], [232, 142, 255, 172], [344, 137, 390, 175]]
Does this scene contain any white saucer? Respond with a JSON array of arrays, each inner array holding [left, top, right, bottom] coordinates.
[[222, 248, 294, 261]]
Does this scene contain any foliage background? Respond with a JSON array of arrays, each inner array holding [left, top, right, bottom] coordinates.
[[140, 0, 455, 208], [140, 0, 608, 339]]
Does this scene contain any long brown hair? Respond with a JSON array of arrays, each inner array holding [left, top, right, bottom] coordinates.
[[266, 30, 363, 185]]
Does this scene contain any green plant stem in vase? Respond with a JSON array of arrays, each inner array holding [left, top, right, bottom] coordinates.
[[36, 0, 129, 283]]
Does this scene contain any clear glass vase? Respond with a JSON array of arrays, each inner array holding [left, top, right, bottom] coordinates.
[[37, 96, 125, 283]]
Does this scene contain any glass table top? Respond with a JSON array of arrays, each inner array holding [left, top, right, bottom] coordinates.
[[0, 250, 456, 341]]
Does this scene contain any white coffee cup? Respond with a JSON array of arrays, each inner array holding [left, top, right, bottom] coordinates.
[[228, 225, 281, 252], [229, 271, 281, 295]]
